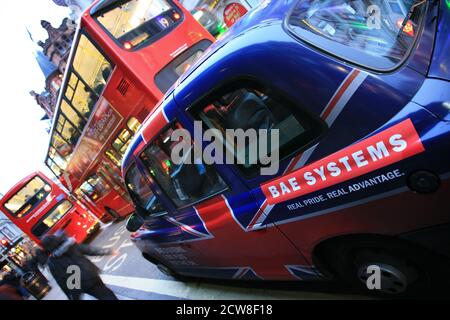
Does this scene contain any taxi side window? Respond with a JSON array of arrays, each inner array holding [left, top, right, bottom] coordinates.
[[125, 164, 165, 217], [190, 85, 325, 176], [139, 122, 227, 208]]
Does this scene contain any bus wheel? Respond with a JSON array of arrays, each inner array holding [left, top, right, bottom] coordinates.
[[316, 237, 440, 298], [105, 208, 121, 222]]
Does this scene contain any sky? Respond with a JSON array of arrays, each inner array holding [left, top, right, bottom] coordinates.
[[0, 0, 70, 195]]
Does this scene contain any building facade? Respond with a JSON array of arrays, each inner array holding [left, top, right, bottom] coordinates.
[[38, 18, 76, 75], [30, 50, 63, 120], [30, 18, 76, 120], [53, 0, 94, 21]]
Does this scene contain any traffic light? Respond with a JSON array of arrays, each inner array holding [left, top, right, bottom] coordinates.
[[1, 239, 11, 248]]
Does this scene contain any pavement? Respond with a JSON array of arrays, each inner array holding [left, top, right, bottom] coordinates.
[[38, 220, 371, 300]]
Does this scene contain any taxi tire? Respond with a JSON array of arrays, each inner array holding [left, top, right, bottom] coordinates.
[[156, 263, 178, 278], [317, 236, 444, 298], [142, 253, 184, 281]]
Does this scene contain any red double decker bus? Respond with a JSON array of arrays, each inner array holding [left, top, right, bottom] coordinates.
[[45, 0, 215, 222], [0, 172, 99, 245]]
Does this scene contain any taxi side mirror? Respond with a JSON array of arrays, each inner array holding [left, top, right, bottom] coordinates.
[[126, 213, 145, 233]]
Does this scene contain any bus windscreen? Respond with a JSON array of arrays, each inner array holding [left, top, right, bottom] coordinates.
[[4, 176, 51, 218], [95, 0, 183, 49]]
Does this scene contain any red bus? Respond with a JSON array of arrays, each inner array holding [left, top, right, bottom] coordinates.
[[0, 172, 99, 245], [44, 0, 215, 223]]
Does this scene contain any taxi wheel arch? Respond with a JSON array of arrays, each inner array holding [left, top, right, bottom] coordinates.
[[313, 234, 445, 297]]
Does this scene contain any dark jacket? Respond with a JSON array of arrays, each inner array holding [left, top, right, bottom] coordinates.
[[31, 235, 112, 299]]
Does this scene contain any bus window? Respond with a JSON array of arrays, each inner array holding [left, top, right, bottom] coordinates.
[[67, 73, 96, 119], [55, 114, 81, 146], [48, 147, 68, 171], [191, 86, 325, 176], [154, 39, 212, 93], [51, 132, 73, 159], [31, 200, 73, 238], [3, 176, 52, 218], [67, 34, 112, 122], [139, 123, 227, 208], [61, 100, 86, 131], [127, 117, 141, 133], [95, 0, 183, 49], [72, 34, 112, 95], [110, 118, 142, 164], [47, 147, 68, 178], [113, 129, 133, 155], [105, 148, 122, 167], [46, 158, 62, 178], [80, 175, 111, 201], [103, 161, 125, 185], [125, 164, 165, 216]]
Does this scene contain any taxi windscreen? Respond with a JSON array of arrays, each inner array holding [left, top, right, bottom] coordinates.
[[95, 0, 183, 49], [3, 176, 51, 218], [287, 0, 427, 71]]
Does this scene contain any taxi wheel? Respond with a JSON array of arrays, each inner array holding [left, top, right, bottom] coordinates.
[[142, 253, 184, 280], [156, 263, 177, 277], [317, 237, 441, 298]]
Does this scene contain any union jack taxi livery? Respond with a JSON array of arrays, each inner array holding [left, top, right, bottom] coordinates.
[[121, 0, 450, 296]]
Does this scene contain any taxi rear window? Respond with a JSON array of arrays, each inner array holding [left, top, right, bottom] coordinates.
[[286, 0, 427, 71]]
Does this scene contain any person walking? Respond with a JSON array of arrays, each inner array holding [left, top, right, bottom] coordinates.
[[30, 232, 119, 300]]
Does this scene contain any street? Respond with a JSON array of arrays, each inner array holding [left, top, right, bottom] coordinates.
[[41, 221, 371, 300]]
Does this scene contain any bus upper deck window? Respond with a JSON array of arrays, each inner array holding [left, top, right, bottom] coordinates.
[[51, 133, 73, 163], [95, 0, 183, 49], [286, 0, 427, 71], [56, 114, 81, 146], [73, 35, 111, 90], [61, 100, 86, 130], [70, 34, 112, 120], [48, 147, 68, 171]]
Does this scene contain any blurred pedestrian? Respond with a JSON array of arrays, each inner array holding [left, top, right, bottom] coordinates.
[[0, 284, 23, 300], [0, 270, 30, 299], [29, 232, 119, 300]]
